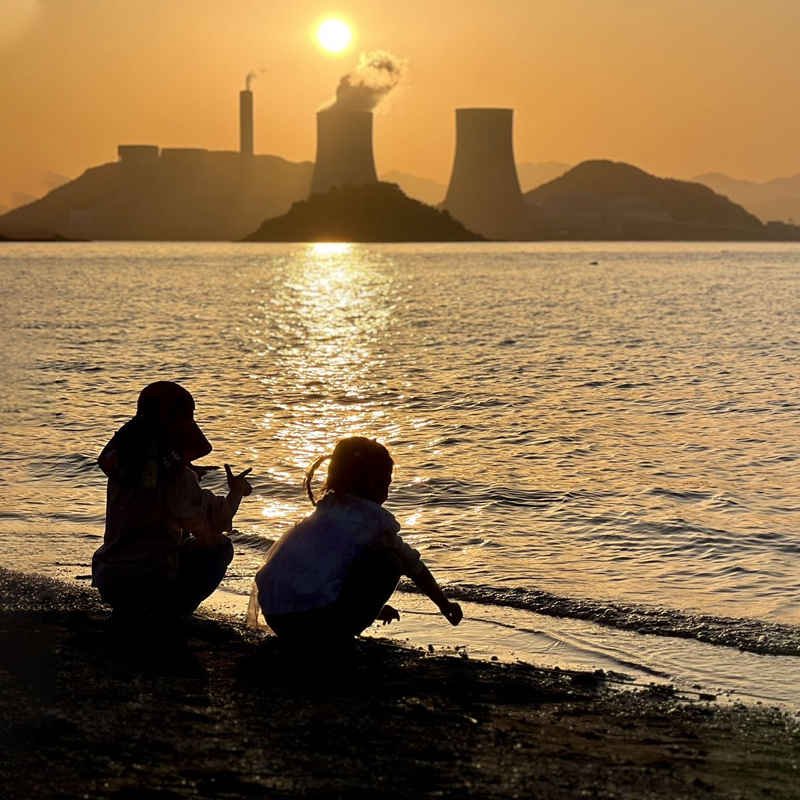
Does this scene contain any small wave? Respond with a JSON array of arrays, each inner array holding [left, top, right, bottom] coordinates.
[[399, 581, 800, 657], [26, 453, 101, 482], [647, 487, 713, 501], [393, 478, 603, 510], [229, 530, 276, 553]]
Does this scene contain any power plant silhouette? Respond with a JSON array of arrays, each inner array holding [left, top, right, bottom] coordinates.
[[239, 88, 254, 177], [308, 106, 531, 238], [0, 81, 538, 241], [310, 110, 379, 197], [443, 109, 531, 240]]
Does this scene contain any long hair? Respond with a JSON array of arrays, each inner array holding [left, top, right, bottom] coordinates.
[[303, 437, 394, 506]]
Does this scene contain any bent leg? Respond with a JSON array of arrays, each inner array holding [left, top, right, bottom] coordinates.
[[332, 547, 402, 637], [265, 548, 401, 643], [171, 535, 234, 615], [95, 553, 179, 620], [266, 606, 341, 643]]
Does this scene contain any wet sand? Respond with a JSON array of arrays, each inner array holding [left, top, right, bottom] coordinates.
[[1, 569, 797, 799]]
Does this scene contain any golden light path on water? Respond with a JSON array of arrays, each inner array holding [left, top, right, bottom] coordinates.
[[247, 243, 419, 536]]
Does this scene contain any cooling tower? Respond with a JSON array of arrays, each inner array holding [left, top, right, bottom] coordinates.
[[310, 109, 378, 196], [442, 108, 532, 240], [240, 90, 254, 162]]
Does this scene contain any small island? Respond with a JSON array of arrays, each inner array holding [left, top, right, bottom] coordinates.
[[242, 182, 484, 242]]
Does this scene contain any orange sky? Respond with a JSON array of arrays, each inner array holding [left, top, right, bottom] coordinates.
[[1, 0, 799, 206]]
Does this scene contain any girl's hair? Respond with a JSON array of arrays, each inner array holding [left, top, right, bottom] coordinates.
[[304, 436, 394, 506]]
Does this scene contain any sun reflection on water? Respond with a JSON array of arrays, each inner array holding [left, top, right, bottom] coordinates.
[[309, 242, 354, 257], [251, 244, 405, 528]]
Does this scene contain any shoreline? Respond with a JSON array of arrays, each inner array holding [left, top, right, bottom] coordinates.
[[18, 561, 800, 710], [2, 569, 798, 799]]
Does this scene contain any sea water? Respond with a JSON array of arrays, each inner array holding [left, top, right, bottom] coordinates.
[[1, 241, 798, 705]]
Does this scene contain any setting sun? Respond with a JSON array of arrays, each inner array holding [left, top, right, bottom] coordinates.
[[316, 18, 352, 53]]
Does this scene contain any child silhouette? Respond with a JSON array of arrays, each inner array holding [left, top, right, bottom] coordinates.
[[92, 381, 252, 621], [252, 436, 462, 643]]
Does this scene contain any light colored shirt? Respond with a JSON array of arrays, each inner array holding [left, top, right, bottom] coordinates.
[[255, 493, 422, 616], [92, 466, 234, 589]]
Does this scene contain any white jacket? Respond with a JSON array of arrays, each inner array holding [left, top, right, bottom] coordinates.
[[254, 493, 422, 616]]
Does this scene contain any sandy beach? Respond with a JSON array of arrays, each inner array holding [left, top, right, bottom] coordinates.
[[1, 568, 797, 800]]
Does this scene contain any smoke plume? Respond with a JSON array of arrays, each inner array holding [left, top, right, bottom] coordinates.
[[324, 51, 407, 113], [245, 69, 265, 91]]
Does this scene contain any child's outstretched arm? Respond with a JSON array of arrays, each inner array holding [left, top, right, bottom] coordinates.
[[387, 532, 463, 626], [410, 564, 463, 626], [224, 463, 253, 518], [165, 463, 252, 546]]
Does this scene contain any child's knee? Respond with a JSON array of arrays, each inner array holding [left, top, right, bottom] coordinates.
[[216, 534, 235, 565]]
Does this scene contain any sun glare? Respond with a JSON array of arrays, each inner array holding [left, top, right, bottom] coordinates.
[[310, 242, 353, 256], [317, 18, 352, 53]]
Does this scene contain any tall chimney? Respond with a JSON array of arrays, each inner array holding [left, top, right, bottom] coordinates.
[[240, 89, 254, 164], [443, 108, 531, 240], [310, 109, 378, 196]]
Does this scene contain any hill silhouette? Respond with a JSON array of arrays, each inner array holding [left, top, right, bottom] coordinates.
[[0, 152, 313, 241], [694, 171, 800, 224], [527, 160, 764, 232], [516, 161, 572, 192], [243, 182, 484, 242], [380, 171, 446, 206]]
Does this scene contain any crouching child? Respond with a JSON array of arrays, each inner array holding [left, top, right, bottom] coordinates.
[[250, 436, 462, 643], [92, 381, 252, 622]]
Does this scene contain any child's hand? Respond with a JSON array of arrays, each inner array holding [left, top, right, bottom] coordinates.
[[441, 601, 463, 627], [376, 604, 400, 625], [225, 464, 253, 497]]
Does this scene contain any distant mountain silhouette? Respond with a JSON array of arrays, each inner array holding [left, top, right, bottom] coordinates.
[[380, 171, 446, 206], [10, 191, 36, 209], [0, 151, 313, 241], [43, 172, 72, 192], [243, 182, 483, 242], [516, 161, 571, 192], [526, 161, 766, 236], [694, 171, 800, 224]]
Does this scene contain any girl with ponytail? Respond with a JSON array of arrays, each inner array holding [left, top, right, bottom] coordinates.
[[250, 436, 462, 643]]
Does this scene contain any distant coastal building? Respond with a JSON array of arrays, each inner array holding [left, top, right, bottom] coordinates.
[[0, 84, 312, 241], [0, 144, 313, 241]]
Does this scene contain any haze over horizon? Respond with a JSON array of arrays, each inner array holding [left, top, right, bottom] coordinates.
[[2, 0, 800, 207]]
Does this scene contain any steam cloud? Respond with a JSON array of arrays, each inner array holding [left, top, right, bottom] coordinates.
[[324, 51, 407, 113], [245, 69, 265, 91]]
